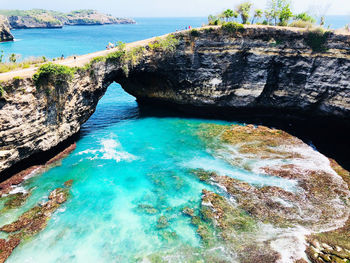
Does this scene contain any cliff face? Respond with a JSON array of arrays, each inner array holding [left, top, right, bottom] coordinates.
[[0, 15, 13, 42], [0, 26, 349, 174], [122, 27, 350, 121]]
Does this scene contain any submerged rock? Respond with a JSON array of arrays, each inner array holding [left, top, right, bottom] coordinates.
[[2, 192, 31, 211], [156, 216, 169, 229], [190, 123, 350, 262], [0, 182, 72, 262], [0, 238, 20, 263]]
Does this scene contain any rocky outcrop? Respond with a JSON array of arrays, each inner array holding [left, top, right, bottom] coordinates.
[[7, 15, 62, 29], [0, 15, 13, 42], [0, 26, 349, 175], [1, 9, 135, 29], [57, 10, 135, 25]]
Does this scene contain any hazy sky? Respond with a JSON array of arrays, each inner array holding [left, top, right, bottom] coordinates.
[[1, 0, 350, 17]]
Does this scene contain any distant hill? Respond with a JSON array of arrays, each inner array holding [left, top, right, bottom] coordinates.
[[0, 9, 135, 29]]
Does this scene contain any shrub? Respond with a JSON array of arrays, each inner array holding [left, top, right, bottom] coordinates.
[[222, 22, 244, 33], [289, 20, 314, 28], [0, 85, 4, 98], [106, 50, 126, 64], [33, 63, 76, 88], [190, 29, 200, 37], [294, 12, 316, 23], [305, 28, 331, 53], [148, 35, 179, 52]]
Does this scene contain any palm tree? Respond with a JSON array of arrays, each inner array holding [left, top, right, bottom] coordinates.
[[223, 9, 234, 22], [236, 2, 253, 24], [252, 9, 263, 24]]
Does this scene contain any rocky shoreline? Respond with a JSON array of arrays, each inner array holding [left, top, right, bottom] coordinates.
[[187, 124, 350, 262], [0, 123, 349, 262]]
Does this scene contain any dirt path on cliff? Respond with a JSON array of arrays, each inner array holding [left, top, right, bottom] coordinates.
[[0, 34, 168, 82]]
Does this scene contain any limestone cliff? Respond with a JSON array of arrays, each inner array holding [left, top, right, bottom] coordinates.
[[0, 15, 13, 42], [0, 25, 349, 175], [122, 27, 350, 121]]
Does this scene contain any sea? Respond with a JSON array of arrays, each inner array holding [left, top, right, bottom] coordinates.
[[0, 16, 349, 262]]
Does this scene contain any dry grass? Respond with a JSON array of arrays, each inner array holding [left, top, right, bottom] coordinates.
[[0, 57, 48, 73]]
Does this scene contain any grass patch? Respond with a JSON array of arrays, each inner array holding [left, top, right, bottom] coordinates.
[[305, 28, 331, 52], [33, 63, 76, 89], [148, 34, 179, 52], [0, 85, 4, 98], [222, 22, 244, 34], [190, 29, 200, 37], [0, 57, 49, 73]]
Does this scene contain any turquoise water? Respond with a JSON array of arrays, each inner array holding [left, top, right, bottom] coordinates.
[[0, 17, 330, 262], [0, 18, 206, 60], [3, 85, 296, 262]]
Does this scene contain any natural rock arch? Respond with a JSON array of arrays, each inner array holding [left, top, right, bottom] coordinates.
[[0, 26, 350, 175]]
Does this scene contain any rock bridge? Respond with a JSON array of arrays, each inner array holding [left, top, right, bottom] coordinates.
[[0, 25, 350, 175]]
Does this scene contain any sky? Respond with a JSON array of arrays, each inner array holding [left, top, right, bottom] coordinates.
[[0, 0, 349, 17]]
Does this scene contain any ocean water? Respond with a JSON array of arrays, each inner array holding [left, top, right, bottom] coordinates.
[[0, 17, 345, 262], [0, 18, 207, 60]]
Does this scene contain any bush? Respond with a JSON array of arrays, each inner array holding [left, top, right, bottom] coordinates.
[[305, 28, 331, 52], [289, 20, 314, 28], [190, 29, 200, 37], [222, 22, 244, 33], [148, 35, 179, 52], [33, 63, 76, 88], [0, 85, 4, 98]]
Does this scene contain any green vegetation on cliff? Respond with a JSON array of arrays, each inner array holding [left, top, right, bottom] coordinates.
[[33, 63, 76, 88], [208, 0, 322, 29]]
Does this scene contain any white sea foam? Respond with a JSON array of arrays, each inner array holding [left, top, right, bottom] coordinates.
[[185, 156, 297, 192], [100, 138, 138, 162], [23, 167, 42, 180], [76, 137, 138, 163], [7, 186, 28, 195]]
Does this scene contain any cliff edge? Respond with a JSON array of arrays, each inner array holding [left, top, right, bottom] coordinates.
[[0, 15, 13, 42]]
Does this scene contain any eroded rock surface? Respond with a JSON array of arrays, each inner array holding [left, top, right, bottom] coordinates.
[[0, 181, 72, 262], [0, 16, 13, 42], [186, 124, 350, 263]]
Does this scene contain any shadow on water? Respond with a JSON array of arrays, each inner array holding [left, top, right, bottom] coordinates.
[[136, 102, 350, 171], [1, 84, 349, 181]]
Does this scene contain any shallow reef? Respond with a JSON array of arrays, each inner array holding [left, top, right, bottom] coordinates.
[[191, 123, 350, 263], [0, 180, 72, 263]]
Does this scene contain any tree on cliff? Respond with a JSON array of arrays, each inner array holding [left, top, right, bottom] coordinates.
[[236, 2, 253, 24], [223, 9, 234, 22], [267, 0, 293, 26], [252, 9, 263, 24]]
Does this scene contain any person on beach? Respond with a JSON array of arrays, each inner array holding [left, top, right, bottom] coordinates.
[[61, 54, 64, 60]]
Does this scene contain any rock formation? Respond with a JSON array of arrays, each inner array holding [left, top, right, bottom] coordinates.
[[0, 25, 349, 175], [0, 15, 13, 42], [0, 9, 135, 29], [7, 15, 63, 29]]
